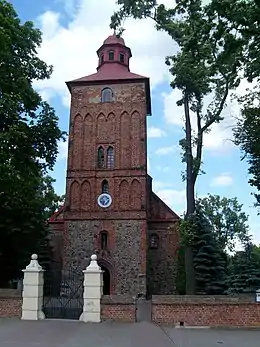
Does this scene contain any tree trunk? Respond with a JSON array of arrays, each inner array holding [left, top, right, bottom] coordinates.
[[184, 92, 196, 295]]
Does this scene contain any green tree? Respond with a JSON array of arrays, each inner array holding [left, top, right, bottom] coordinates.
[[233, 91, 260, 210], [179, 208, 227, 294], [175, 246, 186, 295], [212, 0, 260, 208], [197, 194, 250, 251], [227, 242, 260, 294], [0, 0, 65, 286], [111, 0, 244, 293]]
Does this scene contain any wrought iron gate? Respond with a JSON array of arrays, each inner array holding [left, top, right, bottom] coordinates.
[[43, 268, 83, 320]]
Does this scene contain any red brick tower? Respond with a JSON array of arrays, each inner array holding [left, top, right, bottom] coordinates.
[[49, 34, 180, 296], [63, 34, 152, 295]]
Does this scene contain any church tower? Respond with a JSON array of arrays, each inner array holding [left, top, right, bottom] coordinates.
[[63, 34, 151, 295]]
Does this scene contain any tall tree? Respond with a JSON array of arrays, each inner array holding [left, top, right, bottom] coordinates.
[[0, 0, 65, 286], [111, 0, 244, 293], [197, 194, 250, 251], [212, 0, 260, 208]]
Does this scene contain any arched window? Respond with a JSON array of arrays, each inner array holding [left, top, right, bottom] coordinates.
[[101, 88, 113, 103], [100, 54, 104, 64], [97, 146, 105, 168], [149, 234, 159, 249], [107, 146, 114, 169], [119, 53, 125, 63], [100, 231, 108, 250], [108, 51, 114, 61], [102, 180, 109, 194]]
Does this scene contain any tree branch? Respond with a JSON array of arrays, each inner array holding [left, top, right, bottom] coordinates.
[[201, 79, 230, 133]]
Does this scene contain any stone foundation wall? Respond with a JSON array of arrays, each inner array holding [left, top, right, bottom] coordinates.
[[101, 295, 136, 322], [0, 289, 22, 318], [147, 222, 179, 295], [152, 295, 260, 327], [64, 220, 146, 295]]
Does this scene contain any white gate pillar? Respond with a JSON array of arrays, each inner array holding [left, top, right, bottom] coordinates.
[[21, 254, 45, 320], [80, 254, 103, 323]]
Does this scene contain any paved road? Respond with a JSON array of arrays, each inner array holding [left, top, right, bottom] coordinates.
[[0, 319, 260, 346]]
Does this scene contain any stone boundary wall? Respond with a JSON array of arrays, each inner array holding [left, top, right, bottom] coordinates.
[[152, 295, 260, 327], [0, 289, 22, 318], [101, 295, 136, 322]]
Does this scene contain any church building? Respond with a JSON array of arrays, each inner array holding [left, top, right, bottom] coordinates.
[[49, 34, 180, 296]]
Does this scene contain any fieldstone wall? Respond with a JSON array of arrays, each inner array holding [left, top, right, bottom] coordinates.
[[63, 219, 146, 295], [147, 222, 179, 295]]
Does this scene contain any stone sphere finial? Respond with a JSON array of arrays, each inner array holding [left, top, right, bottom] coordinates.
[[86, 254, 101, 271], [23, 253, 42, 272]]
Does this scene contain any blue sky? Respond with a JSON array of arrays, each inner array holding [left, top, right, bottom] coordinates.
[[10, 0, 260, 244]]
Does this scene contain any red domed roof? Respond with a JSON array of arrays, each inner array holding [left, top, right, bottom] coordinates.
[[103, 34, 125, 46], [67, 33, 147, 85]]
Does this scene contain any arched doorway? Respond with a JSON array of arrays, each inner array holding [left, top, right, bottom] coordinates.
[[100, 265, 110, 295]]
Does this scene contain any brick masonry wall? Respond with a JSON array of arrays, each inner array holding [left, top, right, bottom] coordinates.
[[152, 295, 260, 327], [101, 295, 136, 322], [0, 289, 22, 318], [65, 82, 148, 217]]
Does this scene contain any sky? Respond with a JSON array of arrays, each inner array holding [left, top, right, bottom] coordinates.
[[9, 0, 260, 245]]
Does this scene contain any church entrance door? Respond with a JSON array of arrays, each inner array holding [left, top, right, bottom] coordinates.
[[100, 265, 110, 295], [42, 268, 83, 320]]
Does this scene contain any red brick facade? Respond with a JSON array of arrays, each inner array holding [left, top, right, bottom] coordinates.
[[152, 296, 260, 327], [48, 34, 179, 295], [0, 289, 22, 318], [101, 296, 136, 322]]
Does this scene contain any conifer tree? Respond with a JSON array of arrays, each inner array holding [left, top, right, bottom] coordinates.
[[227, 243, 260, 294], [192, 209, 227, 294]]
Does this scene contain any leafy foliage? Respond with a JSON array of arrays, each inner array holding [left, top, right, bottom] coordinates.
[[0, 0, 65, 286], [175, 246, 186, 295], [197, 194, 250, 251], [233, 89, 260, 210], [111, 0, 244, 294], [211, 1, 260, 207]]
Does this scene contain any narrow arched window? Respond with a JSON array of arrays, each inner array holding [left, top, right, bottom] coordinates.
[[149, 234, 159, 249], [119, 53, 125, 63], [101, 88, 113, 103], [97, 146, 105, 168], [108, 51, 114, 61], [100, 54, 104, 64], [102, 180, 109, 194], [107, 146, 114, 169], [100, 231, 108, 250]]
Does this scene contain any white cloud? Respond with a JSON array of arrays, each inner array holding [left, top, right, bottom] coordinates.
[[156, 166, 170, 173], [156, 145, 177, 155], [147, 126, 166, 138], [162, 89, 238, 152], [152, 180, 186, 215], [210, 173, 233, 187], [156, 188, 186, 215], [34, 0, 175, 106], [57, 139, 68, 161]]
